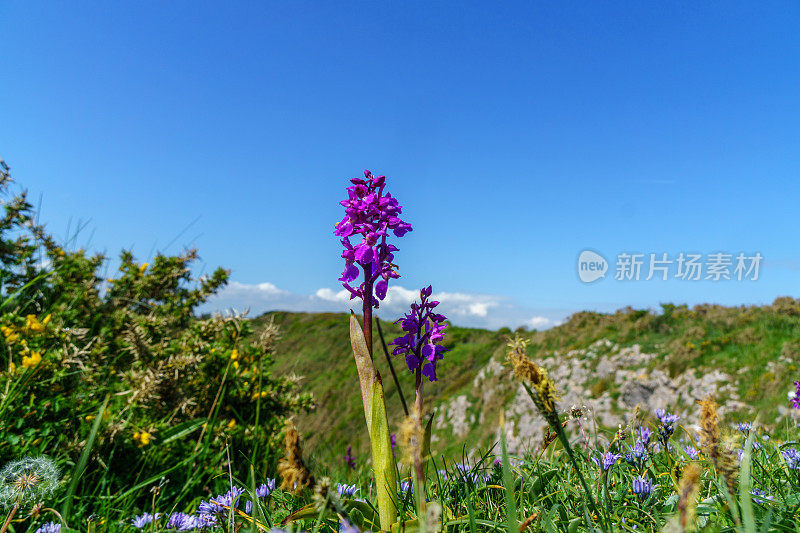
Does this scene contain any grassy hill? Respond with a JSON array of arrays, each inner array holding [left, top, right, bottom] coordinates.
[[253, 297, 800, 467]]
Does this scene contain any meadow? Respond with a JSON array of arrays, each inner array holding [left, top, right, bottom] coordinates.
[[2, 162, 800, 532]]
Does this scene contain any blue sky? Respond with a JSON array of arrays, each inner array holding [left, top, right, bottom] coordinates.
[[2, 1, 799, 329]]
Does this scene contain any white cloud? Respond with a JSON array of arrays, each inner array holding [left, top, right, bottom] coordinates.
[[523, 316, 551, 330], [200, 280, 569, 330]]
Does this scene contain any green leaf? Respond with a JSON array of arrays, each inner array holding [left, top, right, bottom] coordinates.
[[349, 312, 398, 530], [159, 418, 206, 444]]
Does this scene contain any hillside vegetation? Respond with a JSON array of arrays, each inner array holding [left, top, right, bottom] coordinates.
[[257, 299, 800, 465]]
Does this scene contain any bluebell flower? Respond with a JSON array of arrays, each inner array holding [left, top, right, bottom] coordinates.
[[340, 519, 361, 533], [256, 479, 276, 498], [655, 409, 679, 442], [736, 422, 753, 435], [751, 488, 774, 504], [399, 480, 413, 495], [637, 427, 652, 446], [197, 499, 224, 515], [655, 409, 680, 426], [34, 523, 61, 533], [195, 513, 217, 528], [625, 441, 648, 465], [631, 476, 653, 497], [783, 448, 800, 469], [245, 500, 253, 514], [683, 445, 699, 460], [166, 512, 200, 530], [337, 483, 357, 497], [131, 513, 157, 529], [592, 452, 621, 471]]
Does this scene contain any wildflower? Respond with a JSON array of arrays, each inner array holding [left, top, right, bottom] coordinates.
[[736, 422, 753, 435], [637, 427, 652, 446], [1, 325, 19, 344], [0, 456, 60, 508], [133, 431, 152, 447], [625, 442, 648, 465], [227, 419, 236, 429], [792, 381, 800, 409], [655, 409, 679, 443], [390, 286, 448, 381], [593, 452, 621, 471], [344, 446, 356, 470], [340, 519, 361, 533], [398, 480, 413, 495], [631, 476, 653, 498], [683, 445, 699, 460], [337, 483, 357, 498], [166, 512, 198, 530], [781, 448, 800, 469], [131, 513, 157, 528], [256, 479, 276, 498], [21, 351, 42, 369], [34, 522, 61, 533], [25, 315, 46, 334], [390, 433, 397, 455], [215, 486, 244, 508], [195, 513, 217, 528], [751, 488, 774, 504], [335, 170, 412, 306]]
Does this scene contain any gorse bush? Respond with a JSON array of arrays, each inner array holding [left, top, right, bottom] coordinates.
[[0, 160, 313, 529]]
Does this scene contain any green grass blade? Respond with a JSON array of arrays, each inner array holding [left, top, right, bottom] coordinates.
[[61, 393, 109, 521]]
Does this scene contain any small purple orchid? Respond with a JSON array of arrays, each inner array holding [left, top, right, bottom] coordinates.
[[344, 445, 356, 470], [335, 170, 412, 307], [390, 286, 448, 382]]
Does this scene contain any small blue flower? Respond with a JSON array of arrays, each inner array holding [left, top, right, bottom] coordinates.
[[256, 479, 276, 498], [131, 513, 158, 528], [736, 422, 753, 435], [340, 519, 360, 533], [35, 523, 61, 533], [683, 445, 699, 460], [166, 512, 199, 530], [399, 480, 413, 495], [593, 452, 621, 471], [637, 427, 652, 446], [337, 483, 357, 497], [751, 488, 774, 504], [782, 448, 800, 469], [631, 476, 653, 497]]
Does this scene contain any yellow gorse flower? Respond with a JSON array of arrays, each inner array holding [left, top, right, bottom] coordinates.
[[227, 419, 237, 429], [133, 431, 152, 447], [1, 326, 19, 344], [25, 315, 46, 333], [230, 349, 239, 361], [138, 262, 149, 274], [22, 351, 42, 369]]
